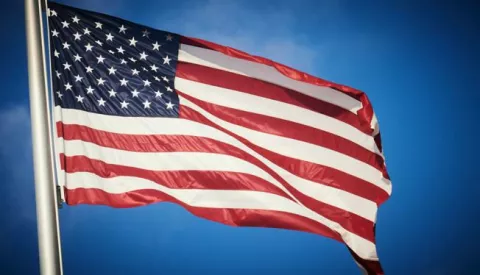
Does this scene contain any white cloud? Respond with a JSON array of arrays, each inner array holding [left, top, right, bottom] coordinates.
[[157, 0, 324, 73], [59, 0, 127, 16]]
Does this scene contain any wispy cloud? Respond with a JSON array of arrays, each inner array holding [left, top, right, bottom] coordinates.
[[58, 0, 128, 17], [151, 0, 383, 86], [157, 0, 325, 73]]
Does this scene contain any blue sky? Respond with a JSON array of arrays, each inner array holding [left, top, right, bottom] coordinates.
[[1, 0, 479, 274]]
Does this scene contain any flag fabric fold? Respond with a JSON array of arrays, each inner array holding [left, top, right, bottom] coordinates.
[[47, 2, 391, 274]]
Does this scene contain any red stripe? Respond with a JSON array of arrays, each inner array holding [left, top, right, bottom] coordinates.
[[177, 103, 390, 205], [348, 246, 385, 275], [65, 187, 343, 242], [56, 121, 386, 203], [57, 122, 377, 242], [180, 36, 377, 135], [61, 154, 291, 199], [176, 61, 369, 134], [178, 108, 386, 242], [178, 90, 388, 178]]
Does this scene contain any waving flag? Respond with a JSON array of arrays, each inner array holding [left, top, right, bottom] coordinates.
[[47, 2, 391, 274]]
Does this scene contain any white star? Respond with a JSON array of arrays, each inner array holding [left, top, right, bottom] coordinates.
[[74, 75, 83, 82], [85, 43, 93, 52], [54, 50, 59, 58], [64, 82, 72, 91], [55, 71, 61, 78], [86, 66, 93, 73], [72, 16, 80, 23], [131, 89, 140, 97], [83, 28, 91, 35], [142, 29, 150, 37], [120, 59, 127, 64], [48, 9, 57, 17], [108, 50, 115, 55], [129, 37, 137, 46], [162, 76, 169, 83], [73, 32, 82, 40], [119, 25, 127, 33], [97, 98, 106, 106], [163, 55, 171, 65], [129, 57, 137, 63], [63, 62, 71, 70], [152, 41, 161, 50], [166, 86, 173, 92], [150, 64, 158, 72], [166, 34, 173, 41], [76, 95, 84, 103], [108, 89, 116, 97], [106, 33, 114, 41], [97, 77, 106, 85], [143, 100, 151, 109], [154, 76, 160, 81], [108, 66, 117, 75], [143, 79, 151, 87], [73, 54, 82, 62], [117, 46, 125, 54], [86, 86, 94, 94], [61, 21, 70, 28], [131, 69, 139, 75], [51, 30, 59, 37], [166, 102, 175, 109], [139, 51, 148, 60], [120, 100, 129, 108], [96, 55, 105, 63], [155, 90, 163, 98], [142, 67, 148, 71], [95, 22, 102, 29], [56, 91, 63, 99], [95, 40, 103, 46], [120, 78, 129, 86], [62, 42, 70, 50]]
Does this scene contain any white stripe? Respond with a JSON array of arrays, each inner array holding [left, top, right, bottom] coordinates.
[[61, 138, 293, 194], [55, 107, 379, 221], [178, 43, 362, 113], [176, 77, 380, 155], [65, 172, 378, 260], [180, 97, 391, 194], [59, 137, 376, 221]]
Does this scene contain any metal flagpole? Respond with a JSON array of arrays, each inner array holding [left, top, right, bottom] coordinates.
[[25, 0, 63, 274], [41, 0, 65, 208]]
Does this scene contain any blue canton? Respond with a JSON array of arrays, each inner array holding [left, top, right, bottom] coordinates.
[[47, 1, 179, 118]]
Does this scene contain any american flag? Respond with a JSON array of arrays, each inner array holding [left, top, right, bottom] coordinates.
[[47, 2, 391, 274]]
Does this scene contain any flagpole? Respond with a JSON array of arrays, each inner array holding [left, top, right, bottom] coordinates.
[[25, 0, 63, 274]]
